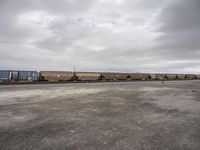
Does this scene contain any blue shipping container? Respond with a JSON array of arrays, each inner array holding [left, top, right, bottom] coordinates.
[[19, 71, 28, 80], [28, 71, 38, 81], [0, 70, 10, 80], [19, 71, 38, 81]]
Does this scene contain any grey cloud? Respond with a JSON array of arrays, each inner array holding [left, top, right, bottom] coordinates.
[[39, 0, 95, 14], [35, 37, 70, 51], [158, 0, 200, 32], [0, 0, 200, 73], [152, 0, 200, 63]]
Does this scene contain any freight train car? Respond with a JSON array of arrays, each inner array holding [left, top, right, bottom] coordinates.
[[1, 70, 200, 83], [160, 74, 169, 80], [115, 73, 130, 80], [75, 72, 101, 81], [129, 73, 143, 80], [149, 74, 156, 80], [129, 73, 151, 80], [167, 74, 178, 80], [99, 73, 130, 81], [143, 74, 152, 80], [100, 73, 118, 81], [177, 74, 185, 80], [197, 75, 200, 80], [40, 71, 73, 81], [151, 74, 161, 80], [150, 74, 167, 80], [184, 74, 197, 80]]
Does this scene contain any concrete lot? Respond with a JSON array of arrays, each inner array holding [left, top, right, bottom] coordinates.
[[0, 81, 200, 150]]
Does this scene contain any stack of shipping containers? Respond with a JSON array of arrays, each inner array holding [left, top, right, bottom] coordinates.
[[0, 71, 10, 81], [0, 70, 38, 82]]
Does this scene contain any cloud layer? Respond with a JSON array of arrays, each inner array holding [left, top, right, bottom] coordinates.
[[0, 0, 200, 73]]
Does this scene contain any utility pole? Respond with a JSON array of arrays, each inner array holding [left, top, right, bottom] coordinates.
[[125, 65, 128, 73], [73, 66, 77, 81], [159, 69, 161, 80], [73, 66, 76, 73]]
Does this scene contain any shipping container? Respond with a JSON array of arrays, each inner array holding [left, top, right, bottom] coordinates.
[[19, 71, 28, 80], [18, 71, 38, 81], [10, 71, 19, 81], [28, 71, 38, 81], [0, 70, 10, 81]]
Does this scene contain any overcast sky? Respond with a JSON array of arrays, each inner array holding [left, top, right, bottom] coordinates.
[[0, 0, 200, 73]]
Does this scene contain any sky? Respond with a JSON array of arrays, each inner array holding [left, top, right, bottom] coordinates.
[[0, 0, 200, 73]]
